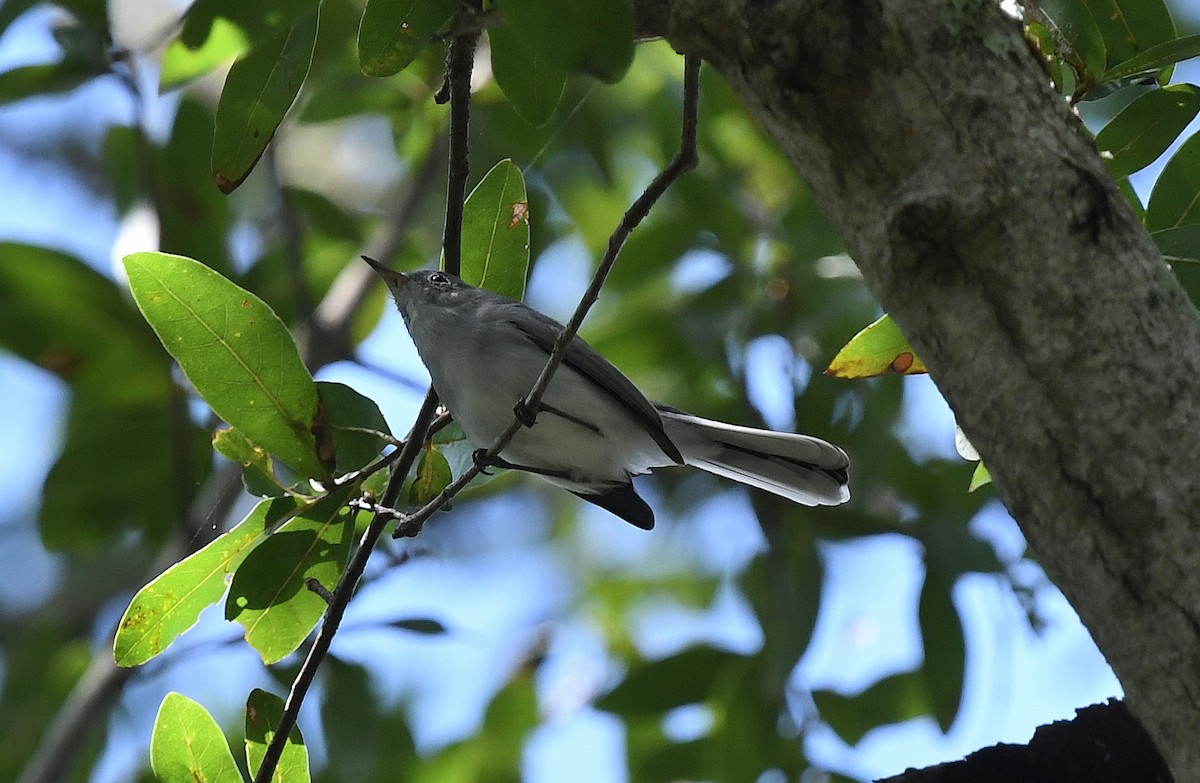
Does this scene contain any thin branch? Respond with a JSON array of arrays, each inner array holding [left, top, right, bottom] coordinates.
[[440, 1, 483, 277], [392, 54, 703, 538], [251, 12, 484, 780]]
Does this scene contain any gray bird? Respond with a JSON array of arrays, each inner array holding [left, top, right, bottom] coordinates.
[[365, 258, 850, 529]]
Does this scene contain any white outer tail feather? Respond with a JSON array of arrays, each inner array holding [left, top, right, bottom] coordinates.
[[658, 410, 850, 506]]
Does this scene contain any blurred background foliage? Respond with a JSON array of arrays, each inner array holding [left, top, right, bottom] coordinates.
[[0, 0, 1197, 781]]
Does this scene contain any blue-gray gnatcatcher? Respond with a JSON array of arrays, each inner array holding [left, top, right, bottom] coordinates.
[[365, 258, 850, 529]]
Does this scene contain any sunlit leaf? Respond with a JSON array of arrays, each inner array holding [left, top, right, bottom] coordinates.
[[161, 17, 249, 92], [357, 0, 456, 77], [1145, 132, 1200, 231], [409, 444, 452, 505], [212, 9, 319, 193], [114, 497, 300, 667], [1096, 85, 1200, 179], [459, 159, 530, 300], [214, 427, 290, 497], [124, 251, 326, 479], [968, 461, 992, 491], [489, 22, 566, 127], [226, 487, 355, 664], [150, 693, 242, 783], [246, 689, 309, 782], [825, 314, 927, 378]]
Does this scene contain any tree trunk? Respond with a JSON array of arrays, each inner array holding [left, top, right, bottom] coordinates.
[[636, 0, 1200, 779]]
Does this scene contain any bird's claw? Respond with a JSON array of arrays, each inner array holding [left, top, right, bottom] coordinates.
[[513, 398, 538, 427], [472, 449, 495, 475]]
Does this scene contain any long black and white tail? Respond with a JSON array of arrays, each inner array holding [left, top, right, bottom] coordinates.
[[657, 408, 850, 506]]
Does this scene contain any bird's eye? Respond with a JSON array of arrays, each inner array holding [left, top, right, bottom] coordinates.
[[429, 272, 449, 287]]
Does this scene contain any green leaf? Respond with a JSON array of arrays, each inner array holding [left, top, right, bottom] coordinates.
[[123, 252, 326, 479], [212, 9, 319, 193], [1146, 132, 1200, 231], [1152, 225, 1200, 264], [494, 0, 634, 83], [825, 314, 927, 378], [918, 566, 965, 733], [1038, 0, 1107, 82], [489, 22, 566, 127], [813, 671, 932, 746], [315, 381, 392, 473], [246, 689, 309, 783], [161, 16, 250, 92], [1103, 33, 1200, 81], [150, 693, 242, 783], [226, 487, 355, 664], [409, 444, 452, 505], [0, 61, 100, 106], [968, 461, 992, 491], [459, 159, 530, 300], [40, 390, 211, 548], [114, 497, 300, 667], [214, 428, 290, 497], [357, 0, 456, 77], [391, 617, 448, 635], [1096, 85, 1200, 179], [596, 646, 746, 715], [0, 244, 159, 377], [1081, 0, 1175, 75]]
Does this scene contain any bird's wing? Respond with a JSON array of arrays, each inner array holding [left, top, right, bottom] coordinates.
[[504, 304, 684, 465]]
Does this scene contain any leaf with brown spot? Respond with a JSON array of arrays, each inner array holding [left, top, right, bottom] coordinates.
[[826, 314, 928, 379]]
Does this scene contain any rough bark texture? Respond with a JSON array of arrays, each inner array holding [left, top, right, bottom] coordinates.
[[636, 0, 1200, 779], [879, 700, 1172, 783]]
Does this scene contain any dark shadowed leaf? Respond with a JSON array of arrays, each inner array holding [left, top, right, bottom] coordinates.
[[494, 0, 634, 82], [1103, 33, 1200, 82], [1096, 85, 1200, 178], [316, 380, 392, 473], [919, 565, 965, 733], [1081, 0, 1174, 75], [1038, 0, 1107, 82], [357, 0, 456, 77], [813, 671, 932, 746], [1146, 132, 1200, 231], [212, 9, 319, 192], [489, 22, 566, 127], [245, 689, 309, 782], [596, 646, 747, 715], [1152, 225, 1200, 264]]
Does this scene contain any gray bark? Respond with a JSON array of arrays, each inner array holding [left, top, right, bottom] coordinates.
[[637, 0, 1200, 779]]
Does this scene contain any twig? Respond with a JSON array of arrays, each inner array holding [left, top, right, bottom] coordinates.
[[251, 14, 484, 781], [392, 54, 703, 538], [440, 1, 483, 277]]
